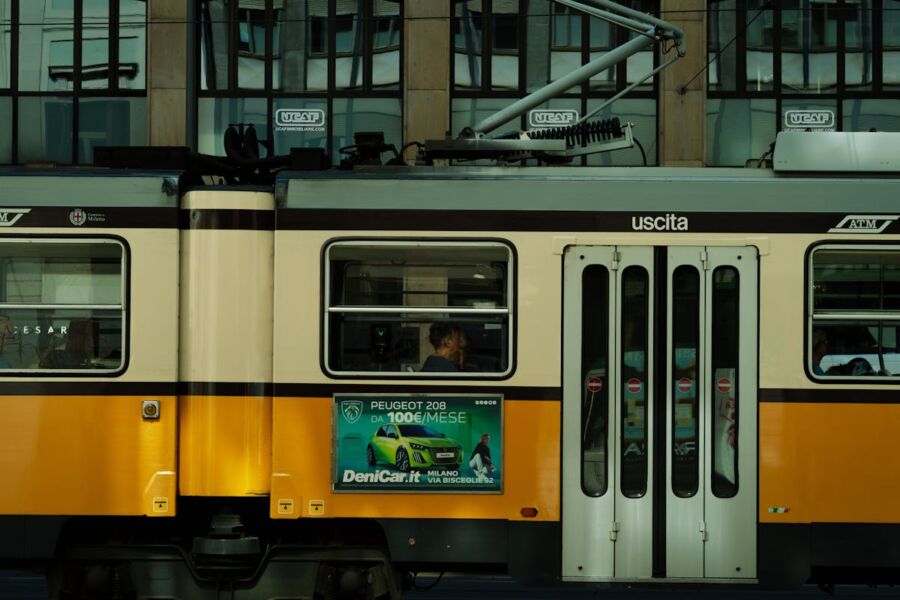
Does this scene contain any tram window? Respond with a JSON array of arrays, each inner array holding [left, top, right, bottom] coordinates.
[[324, 241, 513, 377], [581, 265, 608, 497], [671, 266, 700, 499], [0, 239, 126, 374], [711, 267, 739, 499], [810, 247, 900, 379], [620, 266, 649, 499]]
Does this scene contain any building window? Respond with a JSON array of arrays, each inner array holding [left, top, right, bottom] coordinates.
[[708, 1, 897, 166], [324, 241, 514, 378], [451, 0, 658, 166], [0, 0, 147, 165], [197, 0, 402, 163], [0, 238, 126, 374], [809, 245, 900, 380]]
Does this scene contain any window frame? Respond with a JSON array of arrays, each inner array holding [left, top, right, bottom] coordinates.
[[321, 238, 516, 380], [196, 0, 403, 159], [806, 241, 900, 384], [707, 0, 900, 164], [450, 0, 660, 166], [1, 0, 148, 165], [0, 235, 129, 377]]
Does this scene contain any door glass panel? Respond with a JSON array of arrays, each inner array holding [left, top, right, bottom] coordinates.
[[621, 266, 649, 498], [581, 265, 609, 496], [672, 266, 700, 498], [711, 267, 739, 498]]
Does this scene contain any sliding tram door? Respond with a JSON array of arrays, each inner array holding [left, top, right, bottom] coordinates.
[[561, 246, 757, 582]]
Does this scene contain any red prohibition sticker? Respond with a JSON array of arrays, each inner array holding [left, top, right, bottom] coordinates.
[[626, 378, 642, 394], [717, 378, 732, 393], [587, 376, 603, 393], [677, 377, 692, 393]]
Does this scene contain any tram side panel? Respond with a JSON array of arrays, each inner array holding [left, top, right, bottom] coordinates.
[[0, 223, 179, 522], [178, 190, 274, 498], [758, 234, 900, 585], [271, 226, 561, 580]]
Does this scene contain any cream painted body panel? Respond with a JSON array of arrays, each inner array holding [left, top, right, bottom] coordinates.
[[180, 191, 274, 383], [758, 233, 900, 391], [0, 228, 179, 383], [0, 226, 179, 516], [179, 190, 274, 496], [273, 230, 771, 387]]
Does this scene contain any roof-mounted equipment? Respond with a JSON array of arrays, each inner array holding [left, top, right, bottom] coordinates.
[[423, 0, 685, 163]]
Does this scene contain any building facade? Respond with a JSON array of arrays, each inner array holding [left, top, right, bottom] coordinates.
[[0, 0, 897, 167]]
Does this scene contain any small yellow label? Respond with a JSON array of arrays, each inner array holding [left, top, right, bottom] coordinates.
[[277, 498, 294, 515], [152, 497, 169, 513], [309, 499, 325, 516]]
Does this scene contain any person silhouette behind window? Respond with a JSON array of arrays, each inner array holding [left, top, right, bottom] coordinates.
[[40, 319, 93, 369], [421, 323, 468, 372], [811, 328, 828, 376]]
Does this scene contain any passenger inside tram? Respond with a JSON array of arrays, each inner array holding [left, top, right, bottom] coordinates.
[[812, 324, 896, 377]]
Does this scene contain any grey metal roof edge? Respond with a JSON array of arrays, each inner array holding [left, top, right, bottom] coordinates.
[[0, 173, 181, 208]]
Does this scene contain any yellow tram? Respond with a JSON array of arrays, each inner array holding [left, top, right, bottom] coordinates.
[[2, 135, 900, 597]]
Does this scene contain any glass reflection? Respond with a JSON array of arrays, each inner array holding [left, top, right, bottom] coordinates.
[[334, 2, 363, 89], [745, 1, 773, 91], [581, 265, 609, 497], [200, 0, 231, 91], [198, 97, 267, 156], [119, 0, 146, 89], [81, 0, 109, 90], [454, 0, 482, 89], [843, 99, 900, 132], [19, 0, 75, 92], [588, 11, 616, 90], [706, 98, 775, 166], [620, 266, 649, 499], [331, 98, 401, 163], [845, 0, 873, 89], [274, 0, 328, 92], [708, 0, 737, 91], [884, 0, 900, 88], [586, 99, 657, 166], [0, 96, 10, 163], [0, 1, 10, 88], [671, 266, 699, 498], [78, 97, 147, 163], [237, 0, 266, 89], [491, 0, 519, 90], [711, 267, 739, 498], [372, 0, 400, 89], [18, 97, 74, 164], [781, 0, 837, 93], [624, 0, 656, 90]]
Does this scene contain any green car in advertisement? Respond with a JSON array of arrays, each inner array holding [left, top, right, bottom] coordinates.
[[334, 394, 503, 492], [367, 423, 463, 472]]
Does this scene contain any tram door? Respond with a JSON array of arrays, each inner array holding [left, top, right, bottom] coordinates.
[[561, 246, 757, 581]]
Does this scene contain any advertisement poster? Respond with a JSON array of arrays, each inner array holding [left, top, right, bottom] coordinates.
[[333, 394, 503, 493]]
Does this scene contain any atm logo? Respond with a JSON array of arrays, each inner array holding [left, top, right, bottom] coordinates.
[[0, 209, 31, 227], [828, 215, 899, 234]]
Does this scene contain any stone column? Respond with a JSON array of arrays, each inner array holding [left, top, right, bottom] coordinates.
[[404, 1, 451, 162], [148, 0, 187, 146], [659, 0, 706, 167]]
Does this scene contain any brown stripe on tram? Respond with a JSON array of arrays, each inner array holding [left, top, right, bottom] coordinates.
[[274, 208, 885, 234], [0, 381, 178, 396], [760, 388, 900, 404], [180, 208, 275, 231], [273, 383, 561, 400]]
